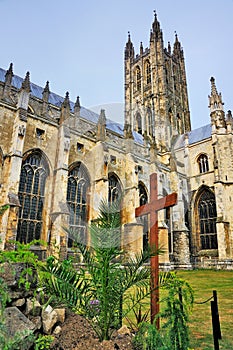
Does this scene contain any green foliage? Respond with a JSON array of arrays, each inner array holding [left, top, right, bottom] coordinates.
[[132, 273, 194, 350], [0, 273, 35, 350], [41, 198, 159, 341], [35, 334, 54, 350], [0, 240, 45, 290], [0, 205, 9, 215]]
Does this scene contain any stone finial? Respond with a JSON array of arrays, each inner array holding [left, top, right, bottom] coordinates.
[[173, 32, 183, 59], [74, 96, 81, 115], [140, 42, 143, 55], [21, 72, 31, 93], [5, 63, 13, 85], [42, 81, 50, 102], [59, 92, 71, 124], [97, 109, 106, 141], [125, 31, 134, 60], [208, 76, 224, 113]]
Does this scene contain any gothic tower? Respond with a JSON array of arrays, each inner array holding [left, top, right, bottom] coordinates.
[[124, 12, 191, 152]]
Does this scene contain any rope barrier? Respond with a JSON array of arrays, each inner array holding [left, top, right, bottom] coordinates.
[[194, 295, 214, 304]]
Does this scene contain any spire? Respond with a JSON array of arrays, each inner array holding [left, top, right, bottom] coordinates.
[[97, 109, 106, 141], [21, 71, 31, 93], [151, 10, 162, 39], [208, 77, 224, 113], [17, 71, 31, 111], [42, 81, 50, 102], [74, 96, 81, 114], [5, 63, 13, 85], [140, 41, 143, 55], [60, 91, 71, 123], [208, 77, 226, 130], [125, 31, 134, 60], [3, 63, 14, 101], [173, 32, 183, 59]]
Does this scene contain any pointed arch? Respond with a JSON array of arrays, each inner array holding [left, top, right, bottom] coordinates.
[[197, 154, 209, 174], [138, 182, 149, 251], [135, 66, 141, 92], [66, 162, 90, 247], [145, 59, 151, 85], [108, 173, 122, 203], [194, 186, 218, 251], [135, 111, 142, 134], [16, 149, 49, 243]]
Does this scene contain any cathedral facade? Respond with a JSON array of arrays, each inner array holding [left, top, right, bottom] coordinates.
[[0, 13, 232, 268]]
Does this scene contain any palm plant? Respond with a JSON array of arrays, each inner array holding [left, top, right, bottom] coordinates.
[[40, 198, 158, 341]]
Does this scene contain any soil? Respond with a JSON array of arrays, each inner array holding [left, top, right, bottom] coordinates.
[[51, 310, 134, 350]]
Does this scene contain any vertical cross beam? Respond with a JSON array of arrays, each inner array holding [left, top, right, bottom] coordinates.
[[135, 173, 177, 327]]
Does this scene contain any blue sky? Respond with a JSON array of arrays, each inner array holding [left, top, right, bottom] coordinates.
[[0, 0, 233, 129]]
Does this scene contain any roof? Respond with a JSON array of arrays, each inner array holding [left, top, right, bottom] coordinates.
[[174, 124, 212, 149], [0, 67, 129, 139]]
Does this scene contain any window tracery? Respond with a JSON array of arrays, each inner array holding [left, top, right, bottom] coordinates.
[[17, 151, 48, 243], [66, 162, 90, 247], [198, 190, 218, 250]]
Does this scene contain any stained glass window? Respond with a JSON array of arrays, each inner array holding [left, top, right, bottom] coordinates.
[[66, 163, 90, 247], [16, 151, 48, 243], [198, 190, 218, 250]]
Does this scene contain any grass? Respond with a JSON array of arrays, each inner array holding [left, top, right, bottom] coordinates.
[[177, 269, 233, 350], [123, 269, 233, 350]]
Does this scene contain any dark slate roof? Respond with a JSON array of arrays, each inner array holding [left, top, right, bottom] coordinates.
[[174, 124, 212, 149], [0, 67, 131, 140]]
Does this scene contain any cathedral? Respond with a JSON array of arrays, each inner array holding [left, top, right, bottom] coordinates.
[[0, 13, 233, 269]]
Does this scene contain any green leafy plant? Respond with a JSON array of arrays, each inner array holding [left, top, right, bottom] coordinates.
[[0, 239, 45, 291], [35, 334, 54, 350], [40, 198, 159, 341], [132, 273, 194, 350]]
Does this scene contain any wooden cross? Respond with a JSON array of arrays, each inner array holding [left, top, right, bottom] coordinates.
[[135, 173, 177, 327]]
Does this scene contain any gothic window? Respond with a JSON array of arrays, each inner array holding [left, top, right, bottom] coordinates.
[[16, 151, 49, 243], [198, 189, 218, 250], [197, 154, 209, 174], [145, 60, 151, 84], [66, 162, 90, 248], [108, 174, 122, 203], [135, 66, 141, 92], [138, 183, 149, 251], [135, 112, 142, 134]]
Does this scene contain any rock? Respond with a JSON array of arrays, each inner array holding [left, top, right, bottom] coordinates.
[[30, 316, 42, 330], [4, 306, 36, 337], [12, 298, 25, 307], [25, 298, 41, 316], [54, 308, 66, 323], [42, 305, 58, 334], [117, 325, 131, 336], [53, 325, 62, 335]]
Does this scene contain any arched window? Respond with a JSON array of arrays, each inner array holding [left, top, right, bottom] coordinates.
[[145, 60, 151, 84], [138, 183, 149, 251], [108, 174, 122, 203], [17, 151, 49, 243], [135, 66, 141, 92], [66, 162, 90, 247], [197, 154, 209, 174], [198, 189, 217, 250], [135, 112, 142, 134]]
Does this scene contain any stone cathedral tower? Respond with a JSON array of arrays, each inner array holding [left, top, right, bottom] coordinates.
[[124, 12, 191, 151]]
